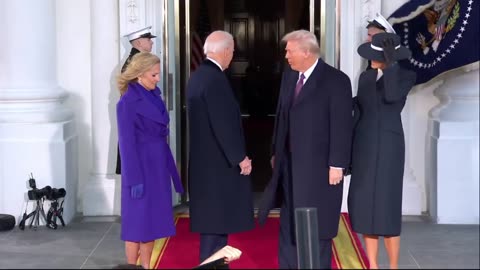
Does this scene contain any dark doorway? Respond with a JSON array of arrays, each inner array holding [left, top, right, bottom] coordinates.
[[182, 0, 311, 197], [224, 0, 309, 192]]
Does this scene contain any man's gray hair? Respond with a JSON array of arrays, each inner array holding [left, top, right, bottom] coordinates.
[[203, 31, 234, 54], [282, 30, 321, 57]]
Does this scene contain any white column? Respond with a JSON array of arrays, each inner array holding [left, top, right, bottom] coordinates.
[[0, 0, 77, 224], [427, 66, 479, 224], [340, 0, 380, 212], [401, 98, 423, 215], [82, 0, 121, 216]]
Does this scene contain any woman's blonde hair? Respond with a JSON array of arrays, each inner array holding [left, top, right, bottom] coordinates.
[[117, 52, 160, 95]]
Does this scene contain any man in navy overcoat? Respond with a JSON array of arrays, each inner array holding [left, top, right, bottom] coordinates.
[[258, 30, 353, 269], [186, 30, 255, 264]]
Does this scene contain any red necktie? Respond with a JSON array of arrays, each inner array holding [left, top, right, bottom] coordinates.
[[294, 73, 305, 99]]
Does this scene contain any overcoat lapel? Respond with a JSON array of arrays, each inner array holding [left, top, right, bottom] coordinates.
[[284, 72, 298, 109], [292, 59, 326, 107], [136, 97, 167, 125], [126, 83, 168, 125], [359, 69, 378, 93]]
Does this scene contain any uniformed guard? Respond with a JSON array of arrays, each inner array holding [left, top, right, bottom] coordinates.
[[121, 26, 157, 72]]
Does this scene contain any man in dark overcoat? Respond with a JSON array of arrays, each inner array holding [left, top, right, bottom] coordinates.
[[186, 30, 254, 264], [258, 30, 353, 269], [116, 26, 156, 175]]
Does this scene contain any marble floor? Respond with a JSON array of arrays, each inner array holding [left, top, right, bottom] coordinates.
[[0, 205, 478, 269]]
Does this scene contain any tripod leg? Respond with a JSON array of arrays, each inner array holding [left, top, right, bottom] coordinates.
[[58, 214, 65, 227], [29, 208, 38, 228], [20, 210, 35, 230], [58, 204, 65, 227], [33, 200, 44, 229], [35, 204, 43, 229], [25, 211, 35, 226], [40, 206, 48, 225]]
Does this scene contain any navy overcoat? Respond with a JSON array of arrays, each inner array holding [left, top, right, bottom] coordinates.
[[186, 60, 254, 234], [258, 59, 353, 239]]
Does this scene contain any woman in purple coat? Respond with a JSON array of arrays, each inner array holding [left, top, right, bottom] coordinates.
[[116, 52, 184, 269]]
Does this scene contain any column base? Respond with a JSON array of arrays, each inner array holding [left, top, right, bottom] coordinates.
[[402, 171, 423, 215], [427, 119, 479, 224], [0, 120, 77, 225], [82, 174, 121, 216]]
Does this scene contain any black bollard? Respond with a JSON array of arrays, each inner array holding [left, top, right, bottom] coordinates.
[[295, 207, 320, 269]]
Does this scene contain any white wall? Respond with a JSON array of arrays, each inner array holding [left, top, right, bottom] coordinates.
[[56, 0, 92, 214], [407, 82, 442, 212]]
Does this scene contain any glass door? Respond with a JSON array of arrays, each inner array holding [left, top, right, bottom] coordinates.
[[311, 0, 340, 68], [160, 0, 182, 206]]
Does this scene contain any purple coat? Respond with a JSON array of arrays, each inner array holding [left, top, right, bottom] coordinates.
[[117, 82, 184, 242]]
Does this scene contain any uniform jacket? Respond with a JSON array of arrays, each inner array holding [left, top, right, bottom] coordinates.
[[116, 47, 141, 174]]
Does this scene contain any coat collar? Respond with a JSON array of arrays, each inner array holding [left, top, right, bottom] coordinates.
[[203, 59, 223, 72], [291, 58, 326, 107], [121, 82, 168, 125], [129, 47, 140, 57]]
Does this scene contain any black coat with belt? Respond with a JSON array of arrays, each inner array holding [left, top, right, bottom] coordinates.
[[348, 64, 416, 236], [258, 59, 353, 239], [186, 60, 254, 234], [116, 48, 141, 174]]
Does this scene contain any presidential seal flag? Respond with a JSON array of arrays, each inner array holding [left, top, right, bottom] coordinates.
[[388, 0, 479, 85]]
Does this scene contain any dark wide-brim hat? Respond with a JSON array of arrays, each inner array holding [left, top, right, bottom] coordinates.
[[357, 32, 411, 62]]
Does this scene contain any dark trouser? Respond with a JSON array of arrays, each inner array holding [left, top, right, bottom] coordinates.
[[199, 233, 228, 263], [278, 152, 332, 269]]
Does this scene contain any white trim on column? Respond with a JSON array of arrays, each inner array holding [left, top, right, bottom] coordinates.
[[82, 0, 121, 216], [0, 87, 73, 123]]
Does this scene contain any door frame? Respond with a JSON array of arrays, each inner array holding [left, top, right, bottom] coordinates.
[[178, 0, 340, 202]]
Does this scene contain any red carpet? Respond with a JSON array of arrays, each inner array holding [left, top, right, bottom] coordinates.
[[153, 213, 369, 269]]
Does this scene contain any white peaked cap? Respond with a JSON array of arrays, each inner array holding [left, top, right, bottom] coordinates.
[[124, 26, 157, 41], [368, 13, 396, 34]]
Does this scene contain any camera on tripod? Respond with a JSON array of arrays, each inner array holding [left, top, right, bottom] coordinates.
[[27, 177, 66, 201], [19, 173, 67, 230], [46, 188, 66, 201], [27, 180, 51, 201]]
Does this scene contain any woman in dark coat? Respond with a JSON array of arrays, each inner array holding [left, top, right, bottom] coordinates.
[[348, 32, 416, 269], [116, 52, 184, 269]]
